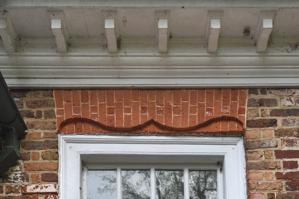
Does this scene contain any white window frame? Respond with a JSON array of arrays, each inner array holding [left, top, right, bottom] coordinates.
[[58, 135, 247, 199]]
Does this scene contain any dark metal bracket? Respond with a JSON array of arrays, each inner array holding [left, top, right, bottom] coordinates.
[[0, 72, 27, 176]]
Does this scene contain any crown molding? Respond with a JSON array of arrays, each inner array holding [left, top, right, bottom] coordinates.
[[2, 51, 299, 88]]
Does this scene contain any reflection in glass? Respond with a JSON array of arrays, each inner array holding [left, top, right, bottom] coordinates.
[[155, 170, 184, 199], [122, 170, 151, 199], [189, 170, 217, 199], [87, 170, 117, 199]]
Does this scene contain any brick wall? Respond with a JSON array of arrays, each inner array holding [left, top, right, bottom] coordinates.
[[0, 90, 58, 199], [246, 89, 299, 199], [54, 89, 247, 134], [2, 88, 299, 199]]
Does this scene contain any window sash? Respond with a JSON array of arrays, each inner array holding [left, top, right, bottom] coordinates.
[[83, 166, 223, 199]]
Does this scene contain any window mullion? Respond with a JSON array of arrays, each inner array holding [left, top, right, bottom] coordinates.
[[184, 168, 190, 199], [217, 167, 224, 199], [150, 168, 156, 199], [81, 167, 87, 199], [117, 168, 122, 199]]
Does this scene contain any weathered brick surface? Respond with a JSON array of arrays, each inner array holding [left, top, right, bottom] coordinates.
[[0, 90, 58, 198], [54, 89, 247, 134], [246, 89, 299, 198]]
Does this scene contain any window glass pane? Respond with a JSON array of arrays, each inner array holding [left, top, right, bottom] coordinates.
[[155, 170, 184, 199], [87, 170, 117, 199], [122, 170, 151, 199], [189, 170, 217, 199]]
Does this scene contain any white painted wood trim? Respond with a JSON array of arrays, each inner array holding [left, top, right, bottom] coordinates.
[[105, 18, 118, 53], [58, 135, 247, 199], [50, 18, 68, 53], [49, 11, 68, 53], [208, 19, 221, 53], [150, 168, 156, 199], [3, 0, 299, 8], [157, 18, 168, 53], [2, 48, 299, 87], [117, 168, 122, 199], [184, 168, 190, 199], [217, 167, 224, 199], [256, 18, 273, 52], [0, 13, 17, 53], [81, 167, 87, 199]]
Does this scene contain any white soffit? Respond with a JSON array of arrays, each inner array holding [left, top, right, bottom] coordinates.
[[1, 2, 299, 87]]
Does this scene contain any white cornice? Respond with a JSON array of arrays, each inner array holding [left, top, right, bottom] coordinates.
[[2, 54, 299, 88], [1, 38, 299, 88]]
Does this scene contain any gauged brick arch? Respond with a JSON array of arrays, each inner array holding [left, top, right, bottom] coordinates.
[[54, 89, 247, 134]]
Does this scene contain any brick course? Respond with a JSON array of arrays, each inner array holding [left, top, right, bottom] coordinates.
[[246, 89, 299, 199]]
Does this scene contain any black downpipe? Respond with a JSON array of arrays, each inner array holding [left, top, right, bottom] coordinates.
[[0, 125, 20, 176]]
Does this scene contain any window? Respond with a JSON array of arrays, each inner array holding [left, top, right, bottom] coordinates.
[[59, 136, 247, 199], [85, 167, 220, 199]]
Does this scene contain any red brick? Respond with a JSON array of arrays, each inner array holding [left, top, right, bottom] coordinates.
[[181, 101, 189, 126], [63, 90, 72, 103], [53, 90, 63, 108], [275, 150, 299, 159], [198, 90, 205, 102], [286, 180, 299, 191], [190, 90, 197, 105], [81, 90, 89, 103], [249, 193, 265, 199], [31, 152, 40, 161], [41, 173, 58, 182], [90, 91, 97, 106], [222, 89, 231, 108], [106, 90, 115, 106], [173, 90, 182, 105], [115, 103, 124, 127], [276, 171, 299, 180], [24, 162, 58, 171], [132, 101, 140, 125], [231, 89, 238, 101], [206, 90, 214, 108], [30, 173, 40, 183], [283, 161, 298, 169], [72, 90, 81, 106], [98, 90, 106, 102], [196, 103, 205, 123], [276, 192, 299, 199], [64, 102, 72, 118]]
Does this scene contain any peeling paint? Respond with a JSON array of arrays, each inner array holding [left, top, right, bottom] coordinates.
[[22, 184, 58, 193]]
